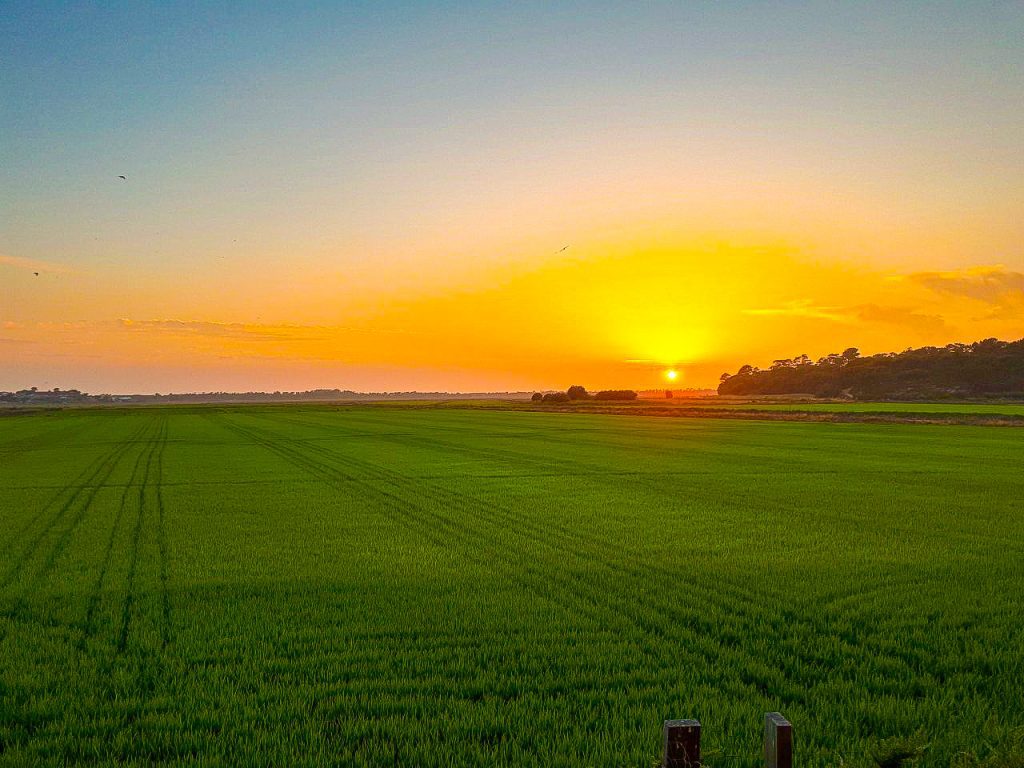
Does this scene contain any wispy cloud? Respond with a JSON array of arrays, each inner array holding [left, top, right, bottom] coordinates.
[[851, 304, 948, 334], [742, 300, 948, 334], [742, 300, 848, 322], [2, 319, 424, 348], [111, 319, 327, 342], [906, 265, 1024, 304], [0, 253, 74, 274]]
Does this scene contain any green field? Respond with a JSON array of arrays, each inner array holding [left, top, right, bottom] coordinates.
[[430, 398, 1024, 421], [686, 401, 1024, 416], [1, 406, 1021, 766]]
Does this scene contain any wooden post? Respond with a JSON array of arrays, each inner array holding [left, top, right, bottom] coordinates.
[[764, 712, 792, 768], [663, 719, 701, 768]]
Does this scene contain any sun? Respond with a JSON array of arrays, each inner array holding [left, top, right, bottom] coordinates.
[[664, 369, 678, 382]]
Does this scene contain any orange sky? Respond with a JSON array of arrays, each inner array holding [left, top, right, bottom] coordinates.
[[4, 235, 1023, 393], [3, 4, 1023, 393]]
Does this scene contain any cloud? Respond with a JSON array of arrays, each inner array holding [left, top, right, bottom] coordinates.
[[906, 265, 1024, 304], [0, 253, 74, 274], [850, 304, 948, 334], [742, 300, 948, 334], [741, 300, 849, 322], [111, 319, 327, 342]]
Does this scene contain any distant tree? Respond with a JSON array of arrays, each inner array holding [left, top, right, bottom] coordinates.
[[541, 392, 571, 404], [665, 389, 673, 399], [566, 385, 589, 400], [531, 392, 543, 402], [719, 372, 731, 382], [594, 390, 638, 401]]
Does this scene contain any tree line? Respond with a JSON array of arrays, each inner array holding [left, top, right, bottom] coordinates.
[[532, 386, 638, 403], [718, 337, 1024, 399]]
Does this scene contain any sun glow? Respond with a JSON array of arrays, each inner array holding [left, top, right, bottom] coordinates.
[[665, 369, 679, 381]]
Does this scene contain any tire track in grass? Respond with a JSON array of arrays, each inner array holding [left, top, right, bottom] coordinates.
[[251, 409, 766, 609], [245, 409, 764, 624], [0, 421, 150, 594], [371, 415, 955, 701], [209, 414, 735, 690], [238, 413, 746, 650], [0, 413, 131, 560], [154, 416, 172, 647], [257, 410, 884, 653], [219, 413, 701, 631], [228, 410, 935, 708], [213, 413, 768, 735], [296, 414, 932, 701], [0, 420, 151, 659], [117, 421, 162, 653], [232, 410, 831, 715], [72, 419, 171, 765], [350, 424, 971, 691], [79, 426, 154, 647], [31, 424, 152, 602]]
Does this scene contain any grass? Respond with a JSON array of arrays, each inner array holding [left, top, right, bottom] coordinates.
[[680, 401, 1024, 415], [0, 404, 1021, 766], [369, 398, 1024, 424]]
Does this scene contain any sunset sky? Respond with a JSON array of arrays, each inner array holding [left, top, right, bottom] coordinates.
[[3, 2, 1023, 393]]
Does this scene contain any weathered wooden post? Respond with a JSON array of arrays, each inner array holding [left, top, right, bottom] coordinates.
[[764, 712, 792, 768], [663, 718, 701, 768]]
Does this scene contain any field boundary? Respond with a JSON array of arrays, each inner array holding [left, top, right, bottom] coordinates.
[[377, 401, 1024, 426]]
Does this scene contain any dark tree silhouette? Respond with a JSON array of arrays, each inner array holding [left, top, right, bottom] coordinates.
[[718, 337, 1024, 399], [541, 392, 571, 403], [594, 390, 638, 401]]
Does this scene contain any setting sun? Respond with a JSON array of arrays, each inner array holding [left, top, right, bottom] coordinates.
[[665, 370, 679, 382]]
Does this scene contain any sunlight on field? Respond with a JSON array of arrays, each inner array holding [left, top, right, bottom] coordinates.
[[0, 406, 1021, 766]]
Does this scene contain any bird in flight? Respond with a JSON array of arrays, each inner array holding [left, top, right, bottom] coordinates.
[[557, 245, 569, 253], [33, 272, 39, 277], [118, 175, 127, 180]]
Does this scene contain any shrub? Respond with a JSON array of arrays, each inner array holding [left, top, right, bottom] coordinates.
[[594, 390, 638, 401], [541, 392, 571, 404]]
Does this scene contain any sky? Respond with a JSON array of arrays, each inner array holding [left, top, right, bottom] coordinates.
[[2, 1, 1023, 393]]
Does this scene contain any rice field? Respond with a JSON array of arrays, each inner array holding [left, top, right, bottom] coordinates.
[[0, 405, 1021, 766], [681, 401, 1024, 416]]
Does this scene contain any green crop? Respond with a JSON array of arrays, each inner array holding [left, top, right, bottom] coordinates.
[[682, 402, 1024, 415], [1, 405, 1021, 766]]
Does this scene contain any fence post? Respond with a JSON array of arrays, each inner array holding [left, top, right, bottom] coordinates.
[[764, 712, 792, 768], [663, 718, 701, 768]]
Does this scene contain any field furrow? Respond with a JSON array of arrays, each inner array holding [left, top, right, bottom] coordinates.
[[0, 405, 1021, 767]]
